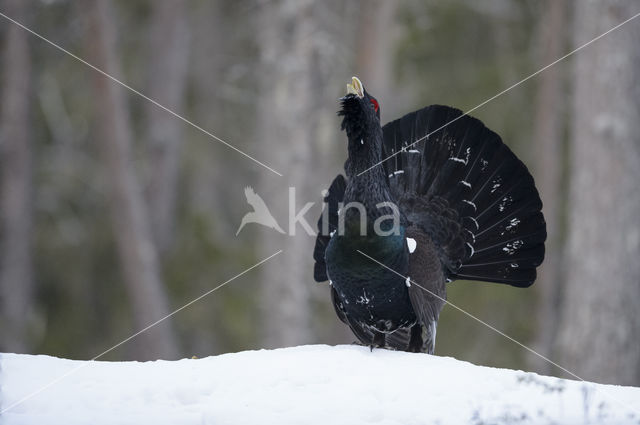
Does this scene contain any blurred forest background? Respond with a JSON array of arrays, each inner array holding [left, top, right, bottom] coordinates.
[[1, 0, 639, 386]]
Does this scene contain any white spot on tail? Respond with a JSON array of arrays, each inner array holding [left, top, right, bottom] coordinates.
[[466, 242, 475, 257], [405, 276, 411, 287], [360, 139, 364, 145], [498, 196, 513, 212], [461, 180, 471, 189], [505, 217, 520, 231], [450, 147, 472, 165], [502, 239, 524, 255], [491, 177, 502, 194], [462, 199, 477, 211], [406, 237, 417, 254], [490, 176, 502, 193], [465, 229, 476, 243]]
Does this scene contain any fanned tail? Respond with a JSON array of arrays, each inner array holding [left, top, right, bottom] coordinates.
[[313, 174, 347, 282], [382, 105, 546, 287]]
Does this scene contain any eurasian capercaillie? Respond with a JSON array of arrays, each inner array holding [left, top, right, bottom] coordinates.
[[313, 77, 546, 354]]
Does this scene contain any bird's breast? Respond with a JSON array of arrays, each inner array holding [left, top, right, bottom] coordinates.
[[325, 233, 416, 332]]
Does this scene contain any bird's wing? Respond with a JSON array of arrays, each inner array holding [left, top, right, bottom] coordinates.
[[244, 186, 269, 212], [399, 194, 468, 279], [405, 225, 447, 354], [313, 175, 347, 282]]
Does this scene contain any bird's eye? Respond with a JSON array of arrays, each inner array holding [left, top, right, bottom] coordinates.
[[370, 98, 379, 113]]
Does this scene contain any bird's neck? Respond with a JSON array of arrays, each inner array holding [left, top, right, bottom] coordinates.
[[341, 131, 402, 241], [344, 130, 393, 211], [344, 123, 383, 174]]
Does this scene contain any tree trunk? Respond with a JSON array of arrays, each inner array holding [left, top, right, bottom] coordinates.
[[255, 0, 356, 348], [145, 0, 189, 254], [529, 0, 568, 374], [255, 0, 314, 348], [187, 0, 238, 229], [0, 0, 34, 353], [86, 0, 178, 360], [556, 0, 640, 385]]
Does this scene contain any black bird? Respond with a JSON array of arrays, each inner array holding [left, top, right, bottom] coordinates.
[[313, 76, 546, 354]]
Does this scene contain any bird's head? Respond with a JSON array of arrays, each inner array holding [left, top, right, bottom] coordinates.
[[338, 76, 381, 145]]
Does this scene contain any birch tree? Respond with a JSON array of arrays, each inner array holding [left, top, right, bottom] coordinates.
[[255, 0, 357, 348], [144, 0, 189, 255], [0, 0, 34, 352], [530, 0, 568, 373], [87, 0, 178, 360], [557, 0, 640, 385]]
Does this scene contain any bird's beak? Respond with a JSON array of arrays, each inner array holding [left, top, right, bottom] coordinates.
[[346, 76, 364, 99]]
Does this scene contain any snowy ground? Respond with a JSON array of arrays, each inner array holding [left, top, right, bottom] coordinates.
[[1, 345, 639, 425]]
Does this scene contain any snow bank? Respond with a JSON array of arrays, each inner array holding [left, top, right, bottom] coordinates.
[[1, 345, 639, 424]]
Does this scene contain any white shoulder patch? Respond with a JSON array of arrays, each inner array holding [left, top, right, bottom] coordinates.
[[406, 237, 417, 254]]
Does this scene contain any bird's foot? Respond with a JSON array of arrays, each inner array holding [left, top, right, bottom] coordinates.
[[370, 332, 386, 351]]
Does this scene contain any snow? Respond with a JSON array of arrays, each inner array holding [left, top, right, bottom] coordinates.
[[1, 345, 639, 425]]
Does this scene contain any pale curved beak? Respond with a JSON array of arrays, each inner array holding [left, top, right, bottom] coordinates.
[[346, 76, 364, 98]]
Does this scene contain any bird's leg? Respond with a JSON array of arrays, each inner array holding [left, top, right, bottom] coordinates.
[[370, 331, 385, 351], [408, 324, 423, 353]]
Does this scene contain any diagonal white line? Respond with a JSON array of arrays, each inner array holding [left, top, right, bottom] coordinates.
[[0, 250, 282, 415], [356, 249, 640, 417], [0, 12, 283, 177], [358, 9, 640, 176]]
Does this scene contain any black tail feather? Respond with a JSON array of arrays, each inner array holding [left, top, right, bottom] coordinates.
[[382, 105, 546, 287], [313, 174, 347, 282]]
